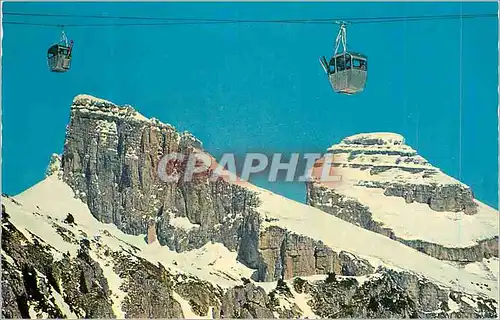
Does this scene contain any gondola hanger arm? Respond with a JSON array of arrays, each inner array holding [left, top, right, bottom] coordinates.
[[59, 25, 69, 46], [333, 21, 348, 56]]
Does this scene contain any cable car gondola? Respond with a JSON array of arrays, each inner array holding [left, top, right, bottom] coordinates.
[[47, 28, 74, 73], [320, 22, 367, 95]]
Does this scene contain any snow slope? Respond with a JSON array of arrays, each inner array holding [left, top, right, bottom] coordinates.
[[5, 171, 498, 312], [4, 174, 325, 318], [244, 183, 498, 300], [337, 185, 498, 248], [10, 175, 256, 290]]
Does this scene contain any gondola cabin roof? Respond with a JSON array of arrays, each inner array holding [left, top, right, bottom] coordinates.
[[332, 51, 367, 60]]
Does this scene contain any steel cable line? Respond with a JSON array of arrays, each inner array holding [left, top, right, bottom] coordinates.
[[3, 20, 240, 27], [2, 11, 497, 27], [3, 11, 496, 22]]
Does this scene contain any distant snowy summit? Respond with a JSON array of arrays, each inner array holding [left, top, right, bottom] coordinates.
[[2, 94, 499, 318], [307, 132, 498, 262]]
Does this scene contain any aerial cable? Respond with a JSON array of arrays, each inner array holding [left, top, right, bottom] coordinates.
[[352, 13, 495, 24], [3, 11, 496, 23], [2, 12, 496, 28], [2, 21, 240, 27]]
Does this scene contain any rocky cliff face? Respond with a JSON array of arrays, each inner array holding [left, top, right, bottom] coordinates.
[[2, 198, 184, 318], [62, 95, 258, 252], [3, 95, 499, 318], [241, 224, 375, 282], [306, 132, 499, 262], [59, 95, 381, 283]]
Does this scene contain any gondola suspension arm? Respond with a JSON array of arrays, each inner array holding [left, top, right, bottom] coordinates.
[[333, 21, 348, 56], [320, 21, 349, 74], [59, 25, 69, 47]]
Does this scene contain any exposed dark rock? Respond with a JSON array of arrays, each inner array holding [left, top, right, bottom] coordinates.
[[307, 183, 498, 262]]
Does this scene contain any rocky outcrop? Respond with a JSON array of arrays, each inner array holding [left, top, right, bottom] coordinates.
[[302, 269, 498, 318], [1, 199, 185, 318], [382, 182, 477, 215], [240, 225, 374, 282], [221, 283, 276, 318], [397, 237, 499, 262], [323, 133, 478, 214], [62, 95, 208, 235], [62, 95, 261, 252], [2, 208, 113, 318], [307, 184, 499, 262], [307, 132, 499, 262], [154, 180, 261, 253], [180, 269, 499, 319]]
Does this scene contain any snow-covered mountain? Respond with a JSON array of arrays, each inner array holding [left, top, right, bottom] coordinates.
[[306, 132, 498, 262], [2, 95, 498, 318]]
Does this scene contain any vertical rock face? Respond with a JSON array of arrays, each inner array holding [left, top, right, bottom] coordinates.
[[62, 95, 187, 234], [248, 226, 374, 282], [61, 94, 260, 252], [60, 95, 379, 283], [306, 132, 499, 262]]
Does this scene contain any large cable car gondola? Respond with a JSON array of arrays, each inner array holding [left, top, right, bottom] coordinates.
[[47, 28, 74, 73], [320, 22, 367, 95]]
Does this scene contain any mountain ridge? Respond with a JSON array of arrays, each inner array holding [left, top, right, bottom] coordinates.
[[306, 132, 498, 262], [2, 94, 498, 318]]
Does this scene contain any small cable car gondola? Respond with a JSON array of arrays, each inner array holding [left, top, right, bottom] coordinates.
[[320, 22, 367, 95], [47, 28, 74, 73]]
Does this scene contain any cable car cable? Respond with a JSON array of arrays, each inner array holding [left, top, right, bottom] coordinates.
[[3, 21, 240, 27], [352, 13, 495, 24], [3, 11, 496, 23], [2, 11, 496, 27]]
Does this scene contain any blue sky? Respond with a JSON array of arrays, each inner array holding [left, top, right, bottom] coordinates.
[[2, 2, 498, 208]]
